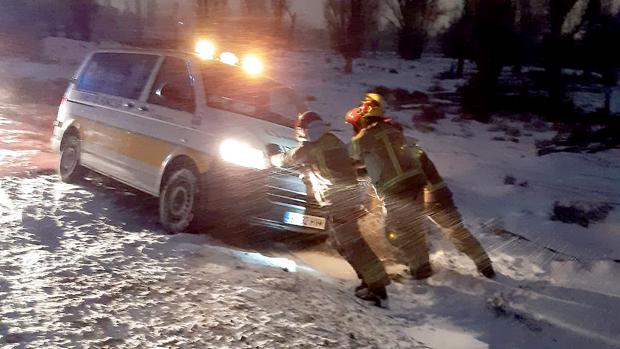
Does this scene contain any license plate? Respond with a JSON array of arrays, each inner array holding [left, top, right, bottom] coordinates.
[[283, 212, 327, 230]]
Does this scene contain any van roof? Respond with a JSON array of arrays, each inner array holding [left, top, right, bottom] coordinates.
[[93, 48, 196, 59], [90, 48, 259, 75]]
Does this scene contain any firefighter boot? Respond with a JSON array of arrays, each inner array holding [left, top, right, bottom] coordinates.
[[410, 262, 433, 280], [477, 259, 496, 279], [355, 284, 389, 308]]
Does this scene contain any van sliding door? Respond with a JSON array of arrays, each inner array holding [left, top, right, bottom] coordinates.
[[71, 52, 158, 191]]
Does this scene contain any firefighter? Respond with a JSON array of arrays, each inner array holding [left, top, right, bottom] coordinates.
[[346, 94, 495, 280], [270, 111, 391, 306]]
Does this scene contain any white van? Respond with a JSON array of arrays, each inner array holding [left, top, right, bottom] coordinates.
[[51, 49, 328, 234]]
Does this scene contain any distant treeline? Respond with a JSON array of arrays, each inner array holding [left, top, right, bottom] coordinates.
[[324, 0, 620, 119]]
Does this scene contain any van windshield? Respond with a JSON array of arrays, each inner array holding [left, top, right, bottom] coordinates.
[[201, 62, 306, 128]]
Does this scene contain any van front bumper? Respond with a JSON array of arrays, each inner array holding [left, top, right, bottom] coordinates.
[[203, 163, 329, 236]]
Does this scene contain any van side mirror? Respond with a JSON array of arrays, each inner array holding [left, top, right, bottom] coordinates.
[[266, 143, 283, 156], [156, 83, 183, 103]]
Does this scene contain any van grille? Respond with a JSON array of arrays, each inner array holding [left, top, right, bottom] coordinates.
[[264, 168, 325, 211]]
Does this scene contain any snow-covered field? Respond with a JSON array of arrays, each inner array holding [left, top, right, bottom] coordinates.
[[0, 37, 619, 348]]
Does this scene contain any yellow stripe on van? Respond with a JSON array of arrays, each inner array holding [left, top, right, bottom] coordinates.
[[76, 117, 210, 173]]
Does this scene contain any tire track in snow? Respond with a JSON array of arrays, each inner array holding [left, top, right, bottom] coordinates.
[[0, 186, 21, 224], [0, 175, 425, 348]]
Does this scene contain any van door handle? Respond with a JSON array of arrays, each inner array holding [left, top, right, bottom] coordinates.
[[122, 102, 134, 108], [137, 106, 149, 112]]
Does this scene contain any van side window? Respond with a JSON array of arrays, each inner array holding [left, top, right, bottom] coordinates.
[[148, 57, 196, 113], [76, 53, 157, 99]]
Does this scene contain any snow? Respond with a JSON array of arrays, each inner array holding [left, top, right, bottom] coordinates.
[[0, 38, 619, 348], [407, 324, 488, 349], [2, 175, 620, 348], [424, 122, 620, 260], [0, 176, 428, 348], [269, 51, 463, 134], [41, 37, 97, 66]]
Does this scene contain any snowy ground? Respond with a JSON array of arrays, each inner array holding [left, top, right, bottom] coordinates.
[[0, 37, 619, 348]]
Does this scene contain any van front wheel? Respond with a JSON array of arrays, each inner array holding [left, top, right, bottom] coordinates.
[[59, 135, 86, 183], [159, 168, 198, 233]]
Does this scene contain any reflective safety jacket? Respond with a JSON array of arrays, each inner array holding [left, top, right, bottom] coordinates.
[[351, 121, 449, 199], [281, 132, 358, 184], [279, 132, 359, 204]]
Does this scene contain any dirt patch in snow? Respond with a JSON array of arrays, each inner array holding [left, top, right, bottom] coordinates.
[[550, 202, 615, 227], [536, 122, 620, 155]]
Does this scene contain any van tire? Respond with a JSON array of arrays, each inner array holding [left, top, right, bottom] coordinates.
[[159, 168, 199, 233], [59, 134, 86, 183], [188, 175, 213, 233]]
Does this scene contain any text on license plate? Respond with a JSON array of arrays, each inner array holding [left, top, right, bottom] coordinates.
[[283, 212, 326, 230]]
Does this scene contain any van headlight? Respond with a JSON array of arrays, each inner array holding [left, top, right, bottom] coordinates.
[[219, 139, 268, 170]]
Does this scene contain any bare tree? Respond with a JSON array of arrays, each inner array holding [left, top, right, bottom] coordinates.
[[580, 0, 620, 114], [133, 0, 144, 39], [70, 0, 97, 41], [387, 0, 440, 60], [512, 0, 539, 74], [44, 0, 69, 36], [197, 0, 211, 32], [440, 0, 475, 77], [271, 0, 297, 45], [245, 0, 268, 15], [453, 0, 517, 119], [286, 7, 298, 46], [544, 0, 580, 106], [147, 0, 158, 22], [197, 0, 228, 19], [197, 0, 209, 20], [272, 0, 287, 33], [324, 0, 380, 73]]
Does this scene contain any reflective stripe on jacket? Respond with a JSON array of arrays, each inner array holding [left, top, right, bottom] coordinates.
[[281, 133, 358, 186], [412, 145, 453, 203], [351, 122, 427, 193]]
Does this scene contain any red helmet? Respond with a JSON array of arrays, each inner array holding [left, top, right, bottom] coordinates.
[[345, 107, 364, 133], [296, 111, 324, 141], [296, 111, 322, 129]]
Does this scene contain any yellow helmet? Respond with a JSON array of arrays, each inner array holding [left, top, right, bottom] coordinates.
[[361, 93, 385, 118], [364, 93, 385, 109]]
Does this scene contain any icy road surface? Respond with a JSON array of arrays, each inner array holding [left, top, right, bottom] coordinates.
[[1, 174, 620, 349], [0, 174, 427, 348]]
